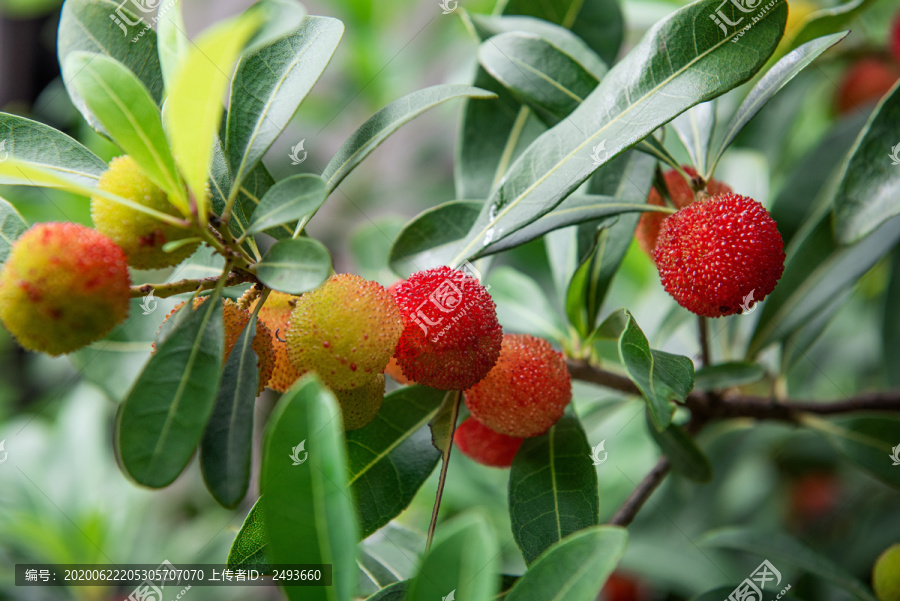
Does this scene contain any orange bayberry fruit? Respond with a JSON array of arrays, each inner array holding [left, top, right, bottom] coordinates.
[[242, 289, 302, 393], [653, 193, 785, 318], [0, 222, 130, 355], [286, 274, 402, 390], [393, 266, 502, 390], [384, 356, 412, 385], [334, 375, 384, 430], [91, 156, 198, 269], [454, 417, 524, 468], [161, 297, 275, 394], [636, 166, 732, 256], [464, 334, 571, 438]]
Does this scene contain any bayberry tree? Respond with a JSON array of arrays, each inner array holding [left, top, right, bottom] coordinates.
[[0, 0, 899, 599]]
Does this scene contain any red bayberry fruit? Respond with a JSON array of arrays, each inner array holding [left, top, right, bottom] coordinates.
[[636, 166, 732, 256], [393, 266, 502, 390], [835, 58, 900, 114], [0, 222, 130, 355], [653, 193, 785, 318], [464, 334, 571, 438], [893, 14, 900, 63], [601, 572, 646, 601], [454, 417, 524, 468]]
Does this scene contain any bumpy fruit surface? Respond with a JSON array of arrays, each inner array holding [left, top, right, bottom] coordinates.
[[653, 193, 785, 318], [875, 544, 900, 601], [91, 155, 198, 269], [244, 290, 302, 393], [334, 375, 384, 430], [636, 166, 732, 256], [384, 356, 412, 385], [393, 267, 502, 390], [454, 417, 523, 468], [286, 274, 402, 390], [162, 297, 275, 394], [0, 222, 130, 355], [835, 58, 900, 114], [465, 334, 571, 438]]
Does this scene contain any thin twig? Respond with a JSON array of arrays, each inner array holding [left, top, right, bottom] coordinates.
[[609, 457, 671, 527], [698, 316, 712, 367], [131, 271, 256, 299], [426, 390, 462, 550]]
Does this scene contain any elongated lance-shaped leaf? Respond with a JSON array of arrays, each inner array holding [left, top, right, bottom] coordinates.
[[671, 101, 717, 175], [117, 295, 224, 488], [66, 52, 187, 213], [226, 16, 343, 189], [156, 0, 189, 89], [323, 84, 495, 193], [389, 201, 482, 278], [228, 500, 269, 570], [245, 174, 328, 236], [0, 112, 107, 187], [0, 197, 27, 264], [791, 0, 877, 49], [262, 375, 358, 601], [448, 0, 788, 265], [487, 266, 568, 342]]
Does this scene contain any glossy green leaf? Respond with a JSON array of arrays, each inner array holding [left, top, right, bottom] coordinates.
[[256, 238, 332, 294], [388, 201, 481, 277], [791, 0, 878, 49], [66, 52, 186, 211], [832, 82, 900, 244], [346, 386, 446, 538], [245, 174, 327, 236], [448, 0, 787, 264], [228, 501, 270, 570], [365, 582, 407, 601], [262, 375, 358, 601], [0, 196, 28, 264], [826, 416, 900, 490], [885, 247, 900, 387], [246, 0, 307, 51], [323, 84, 494, 192], [702, 528, 878, 601], [226, 16, 343, 188], [0, 112, 108, 187], [646, 415, 712, 483], [156, 0, 188, 89], [200, 319, 259, 508], [116, 296, 224, 488], [58, 0, 164, 135], [405, 513, 498, 601], [504, 527, 628, 601], [693, 362, 766, 391], [671, 101, 716, 175], [509, 413, 599, 564], [357, 549, 401, 596], [488, 266, 568, 342], [428, 391, 460, 453]]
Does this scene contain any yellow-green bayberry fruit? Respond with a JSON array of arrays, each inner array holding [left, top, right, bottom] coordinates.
[[286, 273, 402, 391], [242, 289, 303, 393], [334, 375, 384, 430], [91, 155, 198, 269], [874, 543, 900, 601], [0, 222, 131, 355]]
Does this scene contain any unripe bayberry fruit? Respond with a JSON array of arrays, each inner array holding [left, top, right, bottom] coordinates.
[[465, 334, 571, 438], [653, 193, 785, 318], [161, 297, 275, 394], [454, 417, 523, 468], [636, 166, 732, 256], [242, 289, 302, 393], [0, 222, 130, 355], [393, 266, 502, 390], [91, 156, 199, 269], [334, 375, 384, 430], [286, 274, 402, 390], [874, 544, 900, 601]]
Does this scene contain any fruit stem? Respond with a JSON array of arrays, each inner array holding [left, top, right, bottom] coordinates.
[[698, 316, 712, 366], [426, 389, 462, 551], [130, 271, 256, 298]]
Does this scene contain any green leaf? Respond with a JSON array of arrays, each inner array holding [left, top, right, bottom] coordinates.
[[116, 295, 224, 488], [346, 386, 446, 538], [428, 390, 460, 453], [702, 528, 878, 601], [262, 375, 358, 601], [487, 266, 568, 342], [200, 318, 259, 509], [693, 362, 766, 392], [448, 0, 787, 264], [671, 101, 716, 175], [245, 174, 328, 236], [885, 247, 900, 387], [164, 11, 263, 218], [365, 582, 407, 601], [595, 309, 694, 431], [245, 0, 307, 51], [826, 416, 900, 490], [0, 112, 108, 187], [66, 52, 186, 212], [256, 238, 332, 294], [226, 16, 343, 188], [0, 196, 27, 264], [791, 0, 878, 49], [646, 415, 712, 483], [388, 201, 481, 278], [504, 527, 628, 601], [228, 501, 270, 570], [157, 0, 189, 89], [58, 0, 164, 135], [509, 413, 599, 564], [405, 513, 498, 601], [323, 84, 495, 193], [832, 82, 900, 244], [709, 32, 848, 172]]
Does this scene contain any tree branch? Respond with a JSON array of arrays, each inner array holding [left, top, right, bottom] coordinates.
[[609, 457, 671, 527], [130, 271, 256, 299]]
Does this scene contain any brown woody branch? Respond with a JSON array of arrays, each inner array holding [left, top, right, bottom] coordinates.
[[609, 457, 671, 527], [130, 271, 256, 299]]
